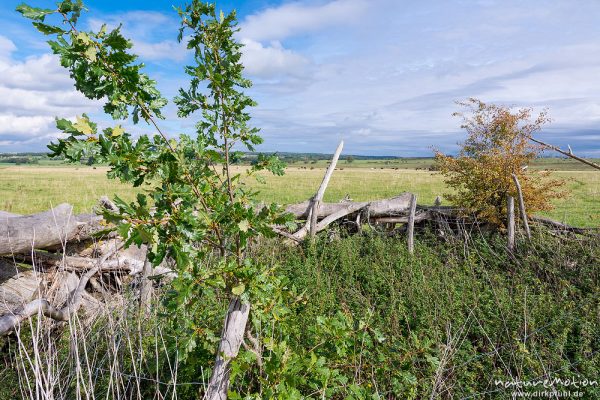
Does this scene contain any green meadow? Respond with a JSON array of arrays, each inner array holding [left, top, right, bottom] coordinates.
[[1, 160, 598, 226]]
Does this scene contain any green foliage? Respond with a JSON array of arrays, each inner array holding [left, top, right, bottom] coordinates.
[[243, 231, 599, 398], [19, 0, 291, 391]]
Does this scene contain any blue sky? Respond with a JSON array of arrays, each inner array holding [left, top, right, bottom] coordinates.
[[1, 0, 600, 156]]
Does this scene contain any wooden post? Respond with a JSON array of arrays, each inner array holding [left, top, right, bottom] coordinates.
[[139, 257, 153, 314], [507, 195, 515, 251], [407, 194, 417, 254], [205, 298, 250, 400], [309, 140, 344, 238], [511, 174, 531, 239]]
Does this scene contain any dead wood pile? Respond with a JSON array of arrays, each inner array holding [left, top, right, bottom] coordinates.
[[0, 201, 174, 336]]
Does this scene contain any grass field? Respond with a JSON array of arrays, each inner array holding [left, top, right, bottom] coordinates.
[[1, 163, 598, 226]]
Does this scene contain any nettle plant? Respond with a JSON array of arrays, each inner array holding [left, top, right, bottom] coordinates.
[[17, 0, 301, 395]]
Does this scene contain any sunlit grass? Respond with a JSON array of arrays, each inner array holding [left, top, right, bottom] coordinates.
[[1, 165, 598, 226]]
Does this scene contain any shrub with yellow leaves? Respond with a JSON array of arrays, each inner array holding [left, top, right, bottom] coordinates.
[[434, 98, 566, 227]]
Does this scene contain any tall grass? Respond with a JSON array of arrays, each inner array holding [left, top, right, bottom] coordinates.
[[1, 289, 189, 400]]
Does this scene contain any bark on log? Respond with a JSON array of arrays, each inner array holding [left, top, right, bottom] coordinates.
[[0, 204, 103, 255], [205, 298, 250, 400], [0, 211, 20, 219], [285, 193, 414, 219], [0, 270, 42, 314], [530, 216, 599, 235]]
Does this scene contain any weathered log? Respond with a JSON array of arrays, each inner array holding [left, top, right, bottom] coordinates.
[[530, 216, 599, 235], [0, 270, 42, 314], [0, 211, 20, 219], [286, 193, 414, 219], [0, 204, 103, 255], [0, 244, 122, 335], [292, 202, 366, 242], [11, 251, 143, 273]]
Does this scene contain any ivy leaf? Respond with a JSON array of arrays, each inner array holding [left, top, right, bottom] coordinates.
[[111, 125, 125, 137], [73, 116, 93, 135], [16, 4, 54, 21], [231, 283, 245, 296]]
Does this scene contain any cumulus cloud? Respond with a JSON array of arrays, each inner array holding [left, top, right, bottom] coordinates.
[[88, 11, 188, 62], [241, 39, 309, 78], [0, 35, 99, 149], [0, 115, 54, 136], [237, 0, 368, 82], [239, 0, 367, 42], [0, 36, 17, 60]]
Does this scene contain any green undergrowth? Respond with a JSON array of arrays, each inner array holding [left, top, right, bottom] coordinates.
[[245, 230, 600, 398], [2, 230, 599, 399]]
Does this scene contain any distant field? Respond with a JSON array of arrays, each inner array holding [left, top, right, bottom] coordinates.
[[1, 163, 598, 226]]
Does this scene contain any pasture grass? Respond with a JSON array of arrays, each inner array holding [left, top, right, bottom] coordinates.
[[0, 164, 598, 226]]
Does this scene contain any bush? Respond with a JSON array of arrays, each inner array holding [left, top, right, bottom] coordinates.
[[434, 98, 566, 226]]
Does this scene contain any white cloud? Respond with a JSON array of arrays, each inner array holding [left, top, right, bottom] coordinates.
[[88, 11, 188, 62], [0, 35, 100, 149], [0, 115, 54, 136], [0, 36, 16, 61], [241, 0, 600, 155], [240, 0, 367, 42], [0, 54, 74, 91], [133, 39, 187, 62], [241, 39, 309, 78]]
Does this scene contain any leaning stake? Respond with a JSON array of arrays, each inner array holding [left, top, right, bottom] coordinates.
[[309, 140, 344, 238], [407, 194, 417, 254]]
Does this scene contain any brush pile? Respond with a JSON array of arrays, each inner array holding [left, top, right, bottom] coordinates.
[[0, 200, 174, 335]]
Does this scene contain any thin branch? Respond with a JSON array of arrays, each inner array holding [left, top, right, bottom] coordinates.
[[530, 137, 600, 170]]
